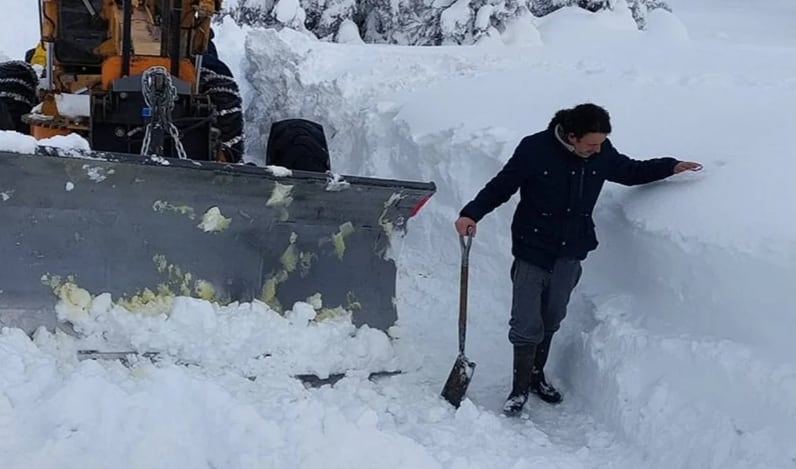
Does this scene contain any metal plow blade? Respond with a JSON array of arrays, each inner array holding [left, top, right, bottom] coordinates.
[[0, 147, 435, 334]]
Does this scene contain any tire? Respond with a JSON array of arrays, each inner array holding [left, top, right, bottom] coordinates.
[[199, 66, 244, 163], [266, 119, 331, 172], [0, 61, 39, 133], [0, 98, 15, 131]]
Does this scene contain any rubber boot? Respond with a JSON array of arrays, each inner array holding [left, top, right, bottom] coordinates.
[[530, 332, 562, 404], [502, 344, 535, 416]]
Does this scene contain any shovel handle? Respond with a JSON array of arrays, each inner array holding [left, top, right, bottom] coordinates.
[[458, 230, 473, 355]]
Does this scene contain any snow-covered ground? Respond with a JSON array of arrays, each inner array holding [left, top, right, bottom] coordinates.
[[1, 1, 795, 468]]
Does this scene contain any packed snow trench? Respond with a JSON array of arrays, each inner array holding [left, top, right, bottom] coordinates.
[[2, 1, 796, 468]]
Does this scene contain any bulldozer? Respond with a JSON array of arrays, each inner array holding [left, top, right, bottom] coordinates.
[[0, 0, 436, 337]]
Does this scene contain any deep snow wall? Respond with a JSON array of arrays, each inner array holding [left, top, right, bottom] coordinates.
[[231, 20, 796, 468], [557, 205, 796, 468]]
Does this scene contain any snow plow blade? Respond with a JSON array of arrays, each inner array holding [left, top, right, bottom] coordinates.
[[0, 147, 435, 335]]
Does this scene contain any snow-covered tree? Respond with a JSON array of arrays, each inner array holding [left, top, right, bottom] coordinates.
[[530, 0, 671, 29], [627, 0, 671, 29], [219, 0, 671, 45]]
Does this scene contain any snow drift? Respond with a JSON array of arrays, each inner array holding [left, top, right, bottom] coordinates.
[[228, 3, 796, 466]]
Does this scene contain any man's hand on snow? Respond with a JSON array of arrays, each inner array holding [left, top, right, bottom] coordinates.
[[455, 217, 477, 237], [674, 161, 703, 174]]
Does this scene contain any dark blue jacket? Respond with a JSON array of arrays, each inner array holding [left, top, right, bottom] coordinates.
[[460, 127, 678, 270]]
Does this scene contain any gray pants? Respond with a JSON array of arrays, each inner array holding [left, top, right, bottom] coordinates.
[[508, 257, 582, 346]]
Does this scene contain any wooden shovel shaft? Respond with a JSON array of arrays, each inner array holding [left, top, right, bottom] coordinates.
[[458, 233, 472, 355]]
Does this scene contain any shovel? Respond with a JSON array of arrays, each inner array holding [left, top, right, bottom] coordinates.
[[441, 231, 476, 408]]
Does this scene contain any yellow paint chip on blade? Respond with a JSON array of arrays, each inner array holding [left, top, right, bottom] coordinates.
[[332, 222, 355, 259], [194, 280, 217, 301], [280, 232, 299, 272], [41, 274, 93, 322], [314, 306, 349, 322], [143, 254, 222, 306], [118, 287, 175, 317], [261, 270, 289, 312], [197, 206, 231, 232]]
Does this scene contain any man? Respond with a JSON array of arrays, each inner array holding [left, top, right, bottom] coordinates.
[[454, 103, 702, 416]]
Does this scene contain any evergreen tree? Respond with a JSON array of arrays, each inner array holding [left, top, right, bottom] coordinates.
[[219, 0, 671, 45]]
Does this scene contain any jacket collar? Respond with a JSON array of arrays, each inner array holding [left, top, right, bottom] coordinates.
[[553, 124, 576, 153], [551, 124, 606, 162]]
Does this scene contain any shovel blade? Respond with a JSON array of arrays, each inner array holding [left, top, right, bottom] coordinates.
[[441, 354, 476, 408]]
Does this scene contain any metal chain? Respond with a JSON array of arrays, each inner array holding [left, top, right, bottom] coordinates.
[[140, 66, 187, 159], [199, 68, 245, 159]]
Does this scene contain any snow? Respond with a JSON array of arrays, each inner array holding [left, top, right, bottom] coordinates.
[[1, 1, 796, 468], [197, 207, 232, 233], [0, 129, 37, 154], [535, 3, 641, 45], [326, 172, 351, 191], [40, 134, 92, 152], [82, 164, 114, 183], [439, 0, 472, 42], [644, 8, 689, 42], [336, 19, 365, 44], [0, 130, 91, 156], [474, 4, 494, 31], [273, 0, 306, 26], [55, 93, 91, 118], [500, 8, 543, 47], [266, 164, 293, 177]]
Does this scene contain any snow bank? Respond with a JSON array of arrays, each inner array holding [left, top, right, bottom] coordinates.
[[0, 328, 438, 469], [237, 10, 796, 467], [41, 273, 400, 379], [559, 293, 796, 469], [535, 3, 640, 46], [0, 318, 595, 469]]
